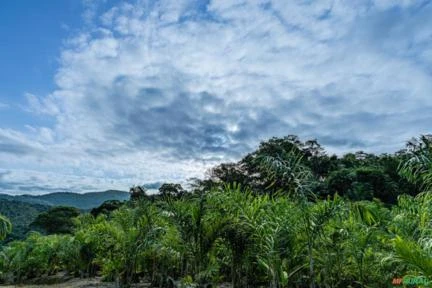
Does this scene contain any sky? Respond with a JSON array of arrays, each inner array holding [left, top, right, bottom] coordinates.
[[0, 0, 431, 195]]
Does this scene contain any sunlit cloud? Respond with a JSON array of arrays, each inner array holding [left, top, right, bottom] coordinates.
[[1, 0, 432, 194]]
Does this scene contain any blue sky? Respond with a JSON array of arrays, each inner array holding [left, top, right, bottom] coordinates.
[[0, 1, 78, 129], [0, 0, 431, 195]]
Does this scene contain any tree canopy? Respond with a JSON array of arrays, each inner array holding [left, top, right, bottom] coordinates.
[[30, 206, 80, 235]]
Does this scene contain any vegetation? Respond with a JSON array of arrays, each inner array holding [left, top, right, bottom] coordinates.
[[0, 191, 129, 241], [0, 134, 431, 287], [0, 199, 49, 241], [30, 206, 81, 235], [0, 214, 12, 240], [0, 190, 129, 210], [90, 200, 125, 218]]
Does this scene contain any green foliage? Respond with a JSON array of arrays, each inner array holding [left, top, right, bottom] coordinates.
[[0, 232, 80, 283], [129, 186, 147, 202], [326, 167, 399, 203], [208, 135, 416, 203], [393, 236, 432, 277], [0, 214, 12, 241], [30, 206, 80, 235], [90, 200, 124, 217], [159, 183, 186, 198], [0, 187, 429, 287], [0, 199, 49, 242], [399, 135, 432, 192]]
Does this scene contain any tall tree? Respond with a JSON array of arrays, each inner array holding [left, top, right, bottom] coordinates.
[[399, 135, 432, 192], [159, 183, 186, 198], [30, 206, 80, 234], [129, 186, 147, 202]]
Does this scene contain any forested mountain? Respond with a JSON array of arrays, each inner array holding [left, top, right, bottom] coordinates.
[[0, 190, 129, 210], [0, 199, 50, 241], [0, 190, 129, 241]]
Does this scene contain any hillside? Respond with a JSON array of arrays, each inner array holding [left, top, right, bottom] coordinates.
[[0, 199, 50, 241], [0, 190, 130, 241], [0, 190, 129, 210]]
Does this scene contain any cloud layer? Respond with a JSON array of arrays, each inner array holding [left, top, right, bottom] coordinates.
[[1, 0, 432, 194]]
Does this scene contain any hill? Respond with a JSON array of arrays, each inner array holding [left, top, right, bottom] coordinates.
[[0, 190, 130, 210], [0, 199, 50, 241], [0, 190, 130, 241]]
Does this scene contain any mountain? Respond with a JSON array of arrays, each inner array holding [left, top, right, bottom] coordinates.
[[0, 190, 130, 241], [0, 190, 130, 210], [0, 199, 50, 241]]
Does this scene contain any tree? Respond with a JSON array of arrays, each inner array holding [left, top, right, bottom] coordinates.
[[399, 135, 432, 192], [129, 186, 147, 202], [248, 144, 314, 196], [0, 214, 12, 241], [208, 163, 249, 188], [355, 167, 397, 203], [74, 204, 166, 287], [30, 206, 80, 234], [158, 183, 186, 198], [90, 200, 124, 217], [327, 167, 398, 203], [327, 168, 356, 197], [381, 193, 432, 282]]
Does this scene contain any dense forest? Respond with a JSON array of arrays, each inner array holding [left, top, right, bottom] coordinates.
[[0, 199, 50, 241], [0, 191, 130, 241], [0, 134, 431, 288]]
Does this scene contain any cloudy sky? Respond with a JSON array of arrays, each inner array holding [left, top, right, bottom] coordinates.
[[0, 0, 431, 195]]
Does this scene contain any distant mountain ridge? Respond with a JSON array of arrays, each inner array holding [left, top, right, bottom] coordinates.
[[0, 190, 130, 210]]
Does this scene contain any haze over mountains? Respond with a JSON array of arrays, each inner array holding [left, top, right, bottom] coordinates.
[[0, 190, 129, 210]]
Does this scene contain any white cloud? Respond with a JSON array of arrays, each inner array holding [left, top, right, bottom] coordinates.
[[24, 93, 60, 115], [1, 0, 432, 194]]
